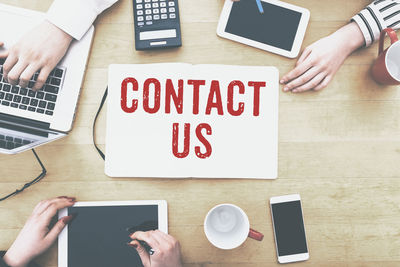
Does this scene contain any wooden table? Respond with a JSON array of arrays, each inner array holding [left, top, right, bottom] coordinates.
[[1, 0, 400, 266]]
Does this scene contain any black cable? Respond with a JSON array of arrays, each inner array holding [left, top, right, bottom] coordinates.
[[92, 87, 108, 160], [0, 149, 47, 202]]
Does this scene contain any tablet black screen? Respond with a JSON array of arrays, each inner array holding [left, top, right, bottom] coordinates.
[[67, 205, 158, 267], [225, 1, 302, 51]]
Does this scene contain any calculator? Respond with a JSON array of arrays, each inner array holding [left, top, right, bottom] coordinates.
[[133, 0, 182, 50]]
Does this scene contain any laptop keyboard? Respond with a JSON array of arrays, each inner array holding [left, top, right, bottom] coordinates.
[[0, 134, 33, 150], [0, 58, 65, 116]]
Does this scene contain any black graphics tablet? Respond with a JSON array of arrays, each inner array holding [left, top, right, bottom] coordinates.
[[58, 201, 168, 267], [217, 0, 310, 58]]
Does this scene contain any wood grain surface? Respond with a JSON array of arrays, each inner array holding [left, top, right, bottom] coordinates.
[[1, 0, 399, 266]]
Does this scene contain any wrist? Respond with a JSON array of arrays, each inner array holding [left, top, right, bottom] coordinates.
[[43, 20, 73, 43], [3, 251, 28, 267], [331, 22, 365, 55]]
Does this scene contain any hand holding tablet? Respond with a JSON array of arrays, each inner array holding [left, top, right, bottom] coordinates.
[[3, 197, 76, 267]]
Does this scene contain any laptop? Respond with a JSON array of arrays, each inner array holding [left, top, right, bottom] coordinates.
[[0, 3, 94, 154]]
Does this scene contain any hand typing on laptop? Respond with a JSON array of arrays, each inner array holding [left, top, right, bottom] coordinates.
[[0, 0, 119, 92], [0, 20, 72, 91]]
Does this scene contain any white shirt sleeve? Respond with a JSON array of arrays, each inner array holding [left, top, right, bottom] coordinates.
[[351, 0, 400, 46], [46, 0, 119, 40]]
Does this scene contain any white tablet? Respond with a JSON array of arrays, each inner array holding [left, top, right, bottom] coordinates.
[[217, 0, 310, 58], [58, 200, 168, 267]]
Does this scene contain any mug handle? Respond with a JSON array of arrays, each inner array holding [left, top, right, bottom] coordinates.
[[248, 228, 264, 241], [379, 28, 399, 55]]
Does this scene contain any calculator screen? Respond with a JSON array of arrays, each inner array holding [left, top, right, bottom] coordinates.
[[225, 1, 302, 52]]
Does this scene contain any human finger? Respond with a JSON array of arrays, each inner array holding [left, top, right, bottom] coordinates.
[[19, 64, 40, 88], [130, 231, 161, 248], [32, 66, 52, 91], [0, 42, 7, 58], [2, 54, 18, 83], [0, 50, 8, 59], [296, 47, 312, 67], [280, 58, 313, 85], [44, 215, 74, 246], [6, 59, 29, 85], [40, 197, 76, 225], [35, 197, 75, 215], [150, 230, 173, 248], [314, 75, 333, 91], [128, 240, 151, 267], [292, 72, 326, 93], [283, 66, 320, 92]]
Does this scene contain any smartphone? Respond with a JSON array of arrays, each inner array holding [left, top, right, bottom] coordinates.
[[270, 194, 309, 264]]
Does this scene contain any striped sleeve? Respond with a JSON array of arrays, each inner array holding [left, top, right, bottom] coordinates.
[[351, 0, 400, 46]]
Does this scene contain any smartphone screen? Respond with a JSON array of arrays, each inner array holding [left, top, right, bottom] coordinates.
[[271, 200, 308, 257]]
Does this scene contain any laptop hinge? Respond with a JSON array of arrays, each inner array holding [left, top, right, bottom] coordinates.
[[0, 112, 50, 131]]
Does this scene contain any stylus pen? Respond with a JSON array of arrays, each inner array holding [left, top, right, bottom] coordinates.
[[256, 0, 264, 13]]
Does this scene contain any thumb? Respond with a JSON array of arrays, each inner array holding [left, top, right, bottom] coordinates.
[[44, 215, 73, 246], [129, 241, 150, 267], [0, 42, 7, 58]]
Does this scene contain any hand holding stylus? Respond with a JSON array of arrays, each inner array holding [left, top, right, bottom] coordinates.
[[3, 197, 76, 267], [128, 230, 183, 267]]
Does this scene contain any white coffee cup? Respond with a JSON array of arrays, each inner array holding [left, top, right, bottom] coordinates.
[[204, 204, 263, 250]]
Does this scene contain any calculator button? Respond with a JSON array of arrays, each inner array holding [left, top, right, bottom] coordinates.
[[161, 14, 168, 19], [138, 22, 145, 26], [161, 8, 167, 13], [138, 16, 144, 21], [146, 21, 153, 25], [137, 4, 143, 9], [169, 13, 176, 19], [137, 10, 143, 15], [160, 2, 166, 7], [168, 1, 175, 6], [137, 0, 143, 2], [152, 0, 158, 2], [145, 9, 152, 14], [169, 7, 175, 12], [145, 0, 151, 2], [153, 14, 160, 20], [153, 9, 159, 14], [152, 3, 159, 8], [145, 3, 151, 8], [146, 15, 152, 20]]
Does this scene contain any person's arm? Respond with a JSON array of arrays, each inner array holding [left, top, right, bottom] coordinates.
[[0, 0, 118, 91], [46, 0, 119, 41], [2, 197, 76, 267], [351, 0, 400, 47], [1, 252, 39, 267], [281, 0, 400, 93]]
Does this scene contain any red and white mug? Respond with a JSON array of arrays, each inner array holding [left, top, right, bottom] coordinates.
[[204, 204, 264, 250], [371, 28, 400, 85]]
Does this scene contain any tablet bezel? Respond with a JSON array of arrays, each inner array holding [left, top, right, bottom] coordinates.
[[58, 200, 168, 267], [217, 0, 310, 58]]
